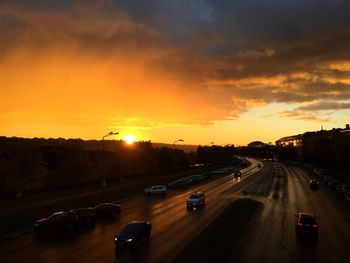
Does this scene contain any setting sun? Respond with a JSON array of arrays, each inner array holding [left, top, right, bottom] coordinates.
[[123, 134, 136, 145]]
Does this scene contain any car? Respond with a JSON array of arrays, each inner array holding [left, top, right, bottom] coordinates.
[[33, 211, 79, 234], [233, 171, 242, 178], [70, 207, 96, 224], [187, 192, 205, 208], [295, 213, 318, 238], [257, 162, 262, 168], [187, 174, 205, 184], [309, 179, 319, 190], [144, 185, 167, 195], [115, 221, 152, 247], [168, 179, 190, 189], [94, 203, 121, 217]]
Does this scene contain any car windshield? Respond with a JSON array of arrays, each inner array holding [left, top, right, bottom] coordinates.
[[190, 194, 201, 199]]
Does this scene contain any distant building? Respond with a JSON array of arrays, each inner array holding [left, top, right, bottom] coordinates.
[[341, 124, 350, 138], [276, 135, 303, 147], [276, 124, 350, 147]]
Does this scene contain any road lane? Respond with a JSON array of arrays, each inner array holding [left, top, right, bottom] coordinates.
[[1, 159, 265, 263], [237, 162, 350, 263]]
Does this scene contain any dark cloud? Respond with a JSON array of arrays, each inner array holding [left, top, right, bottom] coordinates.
[[298, 102, 350, 111], [269, 110, 330, 123], [1, 0, 350, 123]]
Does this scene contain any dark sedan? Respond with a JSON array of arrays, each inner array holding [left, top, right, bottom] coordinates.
[[168, 179, 190, 189], [33, 211, 79, 235], [70, 207, 96, 224], [295, 213, 318, 238], [115, 221, 152, 247], [94, 203, 121, 218], [309, 179, 320, 190]]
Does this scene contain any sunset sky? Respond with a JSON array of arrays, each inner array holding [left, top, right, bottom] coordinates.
[[1, 0, 350, 145]]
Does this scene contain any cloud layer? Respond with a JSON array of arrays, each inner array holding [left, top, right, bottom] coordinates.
[[1, 0, 350, 134]]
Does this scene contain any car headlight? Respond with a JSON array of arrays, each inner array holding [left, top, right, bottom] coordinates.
[[126, 239, 133, 242]]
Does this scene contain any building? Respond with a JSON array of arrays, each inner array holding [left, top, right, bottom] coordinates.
[[276, 124, 350, 147], [275, 135, 303, 147]]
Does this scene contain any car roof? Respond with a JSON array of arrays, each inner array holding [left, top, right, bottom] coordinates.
[[129, 220, 150, 226], [191, 192, 204, 195], [52, 211, 69, 216], [299, 213, 315, 218]]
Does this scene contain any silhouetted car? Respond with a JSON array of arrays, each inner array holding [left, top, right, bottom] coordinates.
[[115, 221, 152, 247], [94, 203, 121, 218], [257, 162, 262, 168], [234, 171, 242, 178], [144, 185, 167, 195], [295, 213, 318, 238], [187, 192, 205, 208], [309, 179, 319, 190], [187, 174, 205, 183], [33, 211, 79, 234], [168, 179, 190, 189], [70, 207, 96, 224]]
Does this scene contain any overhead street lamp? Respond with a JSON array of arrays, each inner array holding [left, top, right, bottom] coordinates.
[[173, 139, 184, 148], [102, 132, 119, 152], [101, 131, 118, 191]]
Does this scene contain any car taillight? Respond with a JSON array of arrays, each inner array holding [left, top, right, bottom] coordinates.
[[297, 223, 303, 226], [312, 224, 318, 228]]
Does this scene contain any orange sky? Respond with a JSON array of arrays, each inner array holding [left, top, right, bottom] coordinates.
[[1, 1, 350, 145]]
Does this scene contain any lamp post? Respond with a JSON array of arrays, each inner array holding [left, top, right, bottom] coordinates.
[[173, 139, 184, 148], [101, 132, 118, 191]]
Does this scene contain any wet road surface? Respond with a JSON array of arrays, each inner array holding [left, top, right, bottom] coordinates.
[[1, 160, 262, 263], [236, 163, 350, 263], [2, 160, 349, 263]]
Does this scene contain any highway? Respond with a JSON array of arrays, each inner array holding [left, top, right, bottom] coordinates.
[[236, 163, 350, 263], [1, 160, 350, 263]]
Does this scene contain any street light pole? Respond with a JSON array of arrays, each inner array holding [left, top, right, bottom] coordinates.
[[101, 132, 118, 191]]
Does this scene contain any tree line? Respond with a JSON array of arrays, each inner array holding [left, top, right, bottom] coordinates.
[[0, 137, 236, 196]]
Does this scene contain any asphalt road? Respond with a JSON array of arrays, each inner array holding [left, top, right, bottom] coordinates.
[[1, 160, 349, 263], [236, 162, 350, 263], [0, 159, 261, 263]]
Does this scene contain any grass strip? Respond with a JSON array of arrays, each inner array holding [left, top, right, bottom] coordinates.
[[172, 198, 262, 263]]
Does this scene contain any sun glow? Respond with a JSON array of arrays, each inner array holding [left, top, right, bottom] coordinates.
[[123, 134, 136, 144]]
